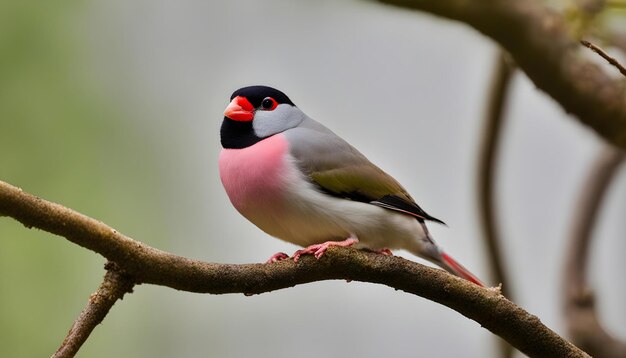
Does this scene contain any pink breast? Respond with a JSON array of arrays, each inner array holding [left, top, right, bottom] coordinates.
[[218, 134, 290, 213]]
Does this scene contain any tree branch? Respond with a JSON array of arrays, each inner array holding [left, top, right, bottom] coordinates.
[[479, 52, 515, 298], [479, 51, 515, 358], [52, 262, 135, 358], [563, 146, 626, 358], [377, 0, 626, 149], [0, 180, 589, 357]]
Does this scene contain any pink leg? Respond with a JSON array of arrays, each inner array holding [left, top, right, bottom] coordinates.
[[265, 252, 289, 264], [293, 236, 359, 262]]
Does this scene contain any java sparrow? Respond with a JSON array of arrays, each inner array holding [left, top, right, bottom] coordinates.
[[219, 85, 484, 286]]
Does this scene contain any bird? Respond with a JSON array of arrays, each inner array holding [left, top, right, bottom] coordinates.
[[218, 85, 485, 286]]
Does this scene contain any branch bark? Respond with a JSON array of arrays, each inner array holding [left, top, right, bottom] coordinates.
[[377, 0, 626, 149], [52, 262, 135, 358], [0, 180, 589, 357], [564, 146, 626, 358]]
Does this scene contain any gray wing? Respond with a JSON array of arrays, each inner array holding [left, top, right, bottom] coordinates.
[[283, 117, 444, 224]]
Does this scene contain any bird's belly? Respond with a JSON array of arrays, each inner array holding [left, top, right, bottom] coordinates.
[[219, 134, 290, 218], [262, 170, 425, 250], [277, 186, 425, 249]]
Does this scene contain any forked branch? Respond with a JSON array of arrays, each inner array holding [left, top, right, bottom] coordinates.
[[0, 180, 589, 357], [52, 262, 135, 358]]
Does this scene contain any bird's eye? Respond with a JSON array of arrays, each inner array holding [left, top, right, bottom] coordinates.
[[261, 97, 278, 110]]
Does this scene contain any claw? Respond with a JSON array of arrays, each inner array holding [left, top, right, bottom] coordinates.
[[293, 236, 359, 262], [266, 252, 289, 264]]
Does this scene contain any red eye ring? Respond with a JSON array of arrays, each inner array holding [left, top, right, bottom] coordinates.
[[261, 97, 278, 111]]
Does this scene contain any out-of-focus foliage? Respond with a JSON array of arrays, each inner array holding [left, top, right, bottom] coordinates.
[[561, 0, 626, 46]]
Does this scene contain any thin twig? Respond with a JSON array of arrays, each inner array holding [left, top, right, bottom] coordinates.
[[479, 51, 515, 358], [581, 40, 626, 77], [0, 180, 590, 358], [52, 262, 135, 358], [564, 145, 626, 357]]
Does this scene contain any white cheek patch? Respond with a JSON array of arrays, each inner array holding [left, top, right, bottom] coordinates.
[[253, 105, 305, 138]]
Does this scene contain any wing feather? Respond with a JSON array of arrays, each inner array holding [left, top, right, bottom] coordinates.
[[285, 118, 444, 225]]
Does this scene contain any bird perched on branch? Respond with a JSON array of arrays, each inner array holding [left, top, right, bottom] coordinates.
[[218, 85, 484, 286]]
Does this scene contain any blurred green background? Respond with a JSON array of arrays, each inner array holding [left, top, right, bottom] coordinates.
[[0, 1, 166, 356], [1, 1, 624, 357]]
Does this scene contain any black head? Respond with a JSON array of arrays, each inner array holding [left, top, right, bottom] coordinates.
[[229, 85, 295, 108], [221, 85, 302, 149]]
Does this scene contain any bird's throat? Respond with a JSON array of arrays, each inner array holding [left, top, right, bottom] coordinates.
[[220, 118, 262, 149]]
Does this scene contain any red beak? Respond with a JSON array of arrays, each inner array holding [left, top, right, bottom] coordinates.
[[224, 96, 254, 121]]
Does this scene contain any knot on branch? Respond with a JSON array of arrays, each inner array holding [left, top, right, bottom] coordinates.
[[100, 261, 135, 300]]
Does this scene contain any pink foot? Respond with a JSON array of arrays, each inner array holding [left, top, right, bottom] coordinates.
[[266, 252, 289, 264], [293, 236, 359, 262]]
